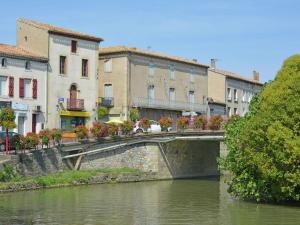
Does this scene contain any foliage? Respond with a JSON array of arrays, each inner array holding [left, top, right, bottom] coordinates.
[[220, 55, 300, 203], [38, 129, 51, 147], [194, 115, 207, 129], [74, 125, 89, 140], [24, 132, 39, 149], [177, 117, 189, 130], [0, 164, 18, 182], [90, 122, 108, 138], [129, 108, 140, 122], [208, 115, 223, 130], [140, 117, 150, 130], [97, 106, 108, 119], [15, 135, 26, 152], [120, 121, 134, 135], [159, 117, 172, 131], [0, 108, 16, 129], [51, 129, 62, 145], [108, 123, 119, 136]]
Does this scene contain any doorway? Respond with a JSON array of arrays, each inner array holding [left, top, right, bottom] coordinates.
[[18, 116, 25, 135], [32, 114, 37, 133]]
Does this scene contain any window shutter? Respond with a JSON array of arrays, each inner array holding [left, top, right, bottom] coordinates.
[[32, 79, 37, 99], [19, 78, 24, 98], [9, 77, 14, 97]]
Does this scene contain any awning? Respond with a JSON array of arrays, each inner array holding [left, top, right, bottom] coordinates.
[[59, 110, 90, 118]]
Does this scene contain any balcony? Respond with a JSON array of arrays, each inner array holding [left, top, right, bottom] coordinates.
[[98, 97, 114, 107], [67, 99, 84, 111], [132, 97, 207, 113]]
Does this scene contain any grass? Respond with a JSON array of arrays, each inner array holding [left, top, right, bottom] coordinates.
[[0, 168, 140, 191]]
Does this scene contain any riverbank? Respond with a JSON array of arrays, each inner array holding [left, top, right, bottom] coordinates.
[[0, 168, 158, 193]]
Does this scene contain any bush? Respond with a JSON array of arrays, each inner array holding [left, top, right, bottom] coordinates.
[[177, 117, 189, 130], [39, 129, 51, 148], [0, 164, 18, 182], [208, 115, 223, 130], [140, 117, 150, 130], [25, 132, 39, 149], [120, 121, 134, 135], [90, 122, 108, 138], [159, 117, 172, 131], [108, 123, 119, 136], [194, 116, 207, 129], [0, 108, 16, 129], [129, 108, 140, 122], [51, 129, 62, 145], [220, 55, 300, 203], [74, 125, 89, 140]]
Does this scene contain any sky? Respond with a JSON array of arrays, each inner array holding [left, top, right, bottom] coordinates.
[[1, 0, 299, 82]]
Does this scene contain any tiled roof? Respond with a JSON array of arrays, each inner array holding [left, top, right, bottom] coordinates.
[[209, 68, 263, 85], [0, 44, 48, 62], [99, 46, 209, 68], [18, 19, 103, 43]]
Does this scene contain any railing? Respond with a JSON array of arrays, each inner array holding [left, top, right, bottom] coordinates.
[[131, 97, 207, 113], [67, 99, 84, 111], [98, 97, 114, 107]]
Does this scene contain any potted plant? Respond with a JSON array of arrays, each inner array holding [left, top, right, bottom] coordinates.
[[108, 123, 119, 137], [24, 132, 39, 150], [129, 108, 140, 122], [120, 121, 134, 136], [208, 115, 223, 130], [0, 108, 16, 158], [74, 125, 89, 141], [194, 115, 207, 130], [51, 129, 63, 146], [159, 117, 172, 132], [139, 117, 150, 132], [176, 117, 189, 131], [90, 122, 108, 141], [39, 129, 52, 149]]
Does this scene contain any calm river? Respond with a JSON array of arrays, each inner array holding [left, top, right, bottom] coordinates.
[[0, 178, 299, 225]]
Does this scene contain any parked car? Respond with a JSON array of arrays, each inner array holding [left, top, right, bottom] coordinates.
[[133, 120, 172, 133], [0, 131, 21, 151]]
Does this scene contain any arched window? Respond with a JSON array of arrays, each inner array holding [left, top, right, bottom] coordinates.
[[1, 58, 7, 67], [25, 61, 31, 70]]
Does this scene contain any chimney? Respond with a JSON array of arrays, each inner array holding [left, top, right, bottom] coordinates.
[[210, 59, 216, 70], [253, 70, 260, 81]]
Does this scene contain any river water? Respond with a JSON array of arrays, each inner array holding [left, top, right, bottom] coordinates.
[[0, 178, 299, 225]]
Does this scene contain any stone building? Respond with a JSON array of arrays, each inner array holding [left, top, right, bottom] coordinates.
[[208, 60, 263, 116], [16, 19, 103, 131], [0, 44, 48, 135], [98, 46, 209, 122]]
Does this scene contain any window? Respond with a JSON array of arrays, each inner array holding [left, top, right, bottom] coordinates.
[[1, 58, 7, 67], [189, 69, 195, 83], [24, 79, 31, 98], [234, 89, 238, 102], [32, 79, 37, 99], [8, 77, 14, 97], [234, 108, 238, 115], [148, 85, 155, 100], [149, 62, 154, 76], [71, 40, 77, 53], [188, 91, 195, 104], [25, 61, 31, 70], [104, 84, 113, 98], [169, 88, 175, 102], [82, 59, 88, 77], [169, 65, 175, 80], [242, 90, 246, 102], [59, 56, 67, 75], [104, 58, 112, 72], [227, 88, 232, 101], [0, 76, 7, 96], [227, 107, 231, 117]]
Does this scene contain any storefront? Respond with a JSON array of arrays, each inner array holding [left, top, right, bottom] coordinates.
[[59, 110, 90, 131]]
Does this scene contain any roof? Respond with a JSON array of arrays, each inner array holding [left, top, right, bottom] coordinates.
[[0, 44, 48, 62], [99, 46, 209, 68], [209, 68, 263, 85], [18, 19, 103, 43]]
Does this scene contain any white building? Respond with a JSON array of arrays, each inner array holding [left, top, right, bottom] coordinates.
[[16, 19, 103, 131], [0, 44, 48, 135]]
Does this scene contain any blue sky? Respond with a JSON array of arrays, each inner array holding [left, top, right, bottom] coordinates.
[[1, 0, 299, 82]]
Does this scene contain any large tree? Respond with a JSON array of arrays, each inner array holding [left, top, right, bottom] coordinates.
[[221, 55, 300, 202]]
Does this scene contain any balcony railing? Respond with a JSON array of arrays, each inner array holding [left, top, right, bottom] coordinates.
[[98, 97, 114, 107], [67, 99, 84, 111], [131, 97, 207, 113]]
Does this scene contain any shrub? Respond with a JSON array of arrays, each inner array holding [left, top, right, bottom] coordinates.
[[120, 121, 134, 135], [208, 115, 223, 130], [0, 164, 18, 182], [0, 108, 16, 129], [25, 132, 39, 149], [177, 117, 189, 130], [90, 122, 108, 138], [15, 135, 26, 152], [194, 116, 207, 129], [74, 125, 89, 140], [220, 55, 300, 203], [39, 129, 51, 148], [51, 129, 62, 145], [97, 106, 108, 120], [159, 117, 172, 131], [108, 123, 119, 136], [129, 108, 140, 122], [140, 117, 150, 130]]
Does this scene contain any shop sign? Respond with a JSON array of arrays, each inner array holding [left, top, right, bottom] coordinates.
[[12, 102, 29, 111]]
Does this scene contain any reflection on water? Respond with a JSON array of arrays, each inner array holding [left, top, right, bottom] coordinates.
[[0, 178, 299, 225]]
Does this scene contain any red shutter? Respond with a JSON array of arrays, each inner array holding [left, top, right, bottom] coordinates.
[[32, 79, 37, 99], [9, 77, 14, 97], [19, 78, 24, 98]]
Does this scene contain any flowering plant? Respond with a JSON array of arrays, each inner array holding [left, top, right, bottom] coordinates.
[[177, 117, 189, 130], [120, 121, 134, 135], [90, 122, 108, 138], [39, 129, 51, 147], [25, 132, 39, 149], [74, 125, 89, 140], [51, 129, 63, 145], [194, 116, 207, 129], [159, 117, 172, 131], [208, 115, 223, 130], [139, 117, 150, 130], [108, 123, 119, 136]]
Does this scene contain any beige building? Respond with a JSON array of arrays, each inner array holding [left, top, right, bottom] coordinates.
[[208, 60, 263, 116], [16, 19, 103, 130], [98, 46, 209, 122]]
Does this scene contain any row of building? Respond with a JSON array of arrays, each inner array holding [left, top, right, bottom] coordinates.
[[0, 19, 263, 135]]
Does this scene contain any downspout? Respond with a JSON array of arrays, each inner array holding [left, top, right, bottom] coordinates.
[[45, 34, 50, 127], [127, 53, 132, 120]]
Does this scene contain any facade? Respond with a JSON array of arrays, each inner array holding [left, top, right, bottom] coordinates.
[[98, 46, 209, 123], [208, 60, 263, 117], [0, 44, 48, 135], [16, 19, 103, 131]]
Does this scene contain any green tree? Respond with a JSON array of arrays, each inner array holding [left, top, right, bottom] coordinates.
[[220, 55, 300, 203], [0, 108, 16, 158]]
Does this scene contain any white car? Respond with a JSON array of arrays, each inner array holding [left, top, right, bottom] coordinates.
[[133, 120, 172, 133]]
